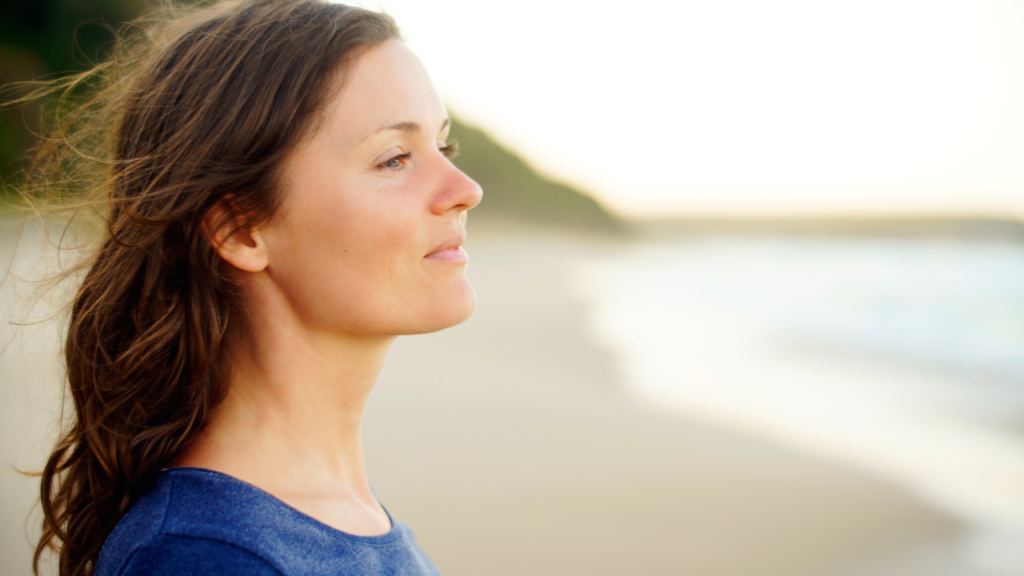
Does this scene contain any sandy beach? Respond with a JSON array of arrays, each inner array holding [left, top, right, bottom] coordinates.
[[1, 221, 965, 576], [365, 224, 966, 576]]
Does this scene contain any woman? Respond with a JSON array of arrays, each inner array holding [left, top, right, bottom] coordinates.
[[31, 1, 481, 575]]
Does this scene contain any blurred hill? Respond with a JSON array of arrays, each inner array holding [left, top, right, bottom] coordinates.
[[1, 0, 622, 232], [1, 0, 148, 186], [447, 117, 620, 231]]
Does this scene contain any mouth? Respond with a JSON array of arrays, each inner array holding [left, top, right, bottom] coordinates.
[[424, 232, 468, 263]]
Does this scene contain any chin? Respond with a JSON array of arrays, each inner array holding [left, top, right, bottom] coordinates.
[[409, 279, 477, 335]]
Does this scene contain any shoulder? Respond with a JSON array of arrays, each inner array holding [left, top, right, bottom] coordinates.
[[97, 468, 442, 576], [111, 534, 284, 576], [97, 469, 290, 576]]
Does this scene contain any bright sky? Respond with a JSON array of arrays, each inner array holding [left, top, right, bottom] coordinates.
[[351, 0, 1024, 219]]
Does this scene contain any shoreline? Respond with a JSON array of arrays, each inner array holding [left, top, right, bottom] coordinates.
[[365, 230, 969, 576], [1, 224, 978, 575]]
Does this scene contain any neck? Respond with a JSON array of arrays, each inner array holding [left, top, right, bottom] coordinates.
[[175, 292, 395, 500]]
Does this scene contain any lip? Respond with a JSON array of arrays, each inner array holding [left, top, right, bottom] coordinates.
[[424, 233, 468, 263]]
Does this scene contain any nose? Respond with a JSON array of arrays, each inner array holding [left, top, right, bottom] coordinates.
[[429, 158, 482, 216]]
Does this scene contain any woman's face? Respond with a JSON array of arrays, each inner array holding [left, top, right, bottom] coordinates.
[[261, 40, 482, 337]]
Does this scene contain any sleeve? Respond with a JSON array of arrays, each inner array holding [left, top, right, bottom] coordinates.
[[117, 534, 284, 576]]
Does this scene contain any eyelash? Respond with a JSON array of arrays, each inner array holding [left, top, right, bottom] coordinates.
[[376, 140, 460, 171], [440, 140, 460, 159]]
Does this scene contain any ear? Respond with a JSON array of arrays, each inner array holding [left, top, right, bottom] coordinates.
[[201, 198, 269, 273]]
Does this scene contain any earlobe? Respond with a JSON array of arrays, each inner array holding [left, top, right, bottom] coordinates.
[[201, 200, 269, 273]]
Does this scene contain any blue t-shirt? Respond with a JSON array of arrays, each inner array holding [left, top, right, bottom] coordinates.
[[95, 468, 442, 576]]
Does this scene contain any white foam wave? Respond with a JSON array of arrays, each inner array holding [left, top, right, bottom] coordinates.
[[575, 237, 1024, 574]]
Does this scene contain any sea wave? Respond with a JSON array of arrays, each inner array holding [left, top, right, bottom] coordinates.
[[575, 236, 1024, 575]]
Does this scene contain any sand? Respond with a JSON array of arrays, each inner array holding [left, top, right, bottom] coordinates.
[[0, 221, 964, 576], [363, 225, 965, 576]]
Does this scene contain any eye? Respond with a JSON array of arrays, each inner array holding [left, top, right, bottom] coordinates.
[[378, 152, 411, 171]]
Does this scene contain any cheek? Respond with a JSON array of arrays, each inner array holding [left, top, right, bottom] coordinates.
[[266, 180, 427, 332]]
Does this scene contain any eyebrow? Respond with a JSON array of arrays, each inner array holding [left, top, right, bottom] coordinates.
[[358, 117, 451, 143]]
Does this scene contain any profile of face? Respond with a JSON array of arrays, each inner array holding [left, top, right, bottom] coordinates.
[[231, 40, 482, 337]]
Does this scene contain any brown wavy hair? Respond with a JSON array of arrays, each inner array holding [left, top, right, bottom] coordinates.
[[16, 1, 400, 574]]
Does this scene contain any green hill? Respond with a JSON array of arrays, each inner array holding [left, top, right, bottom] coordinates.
[[448, 117, 620, 231], [1, 0, 148, 187], [0, 0, 622, 232]]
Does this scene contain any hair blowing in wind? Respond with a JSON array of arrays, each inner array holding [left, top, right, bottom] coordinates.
[[16, 2, 400, 574]]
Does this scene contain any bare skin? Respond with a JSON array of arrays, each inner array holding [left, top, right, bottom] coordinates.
[[174, 40, 482, 537]]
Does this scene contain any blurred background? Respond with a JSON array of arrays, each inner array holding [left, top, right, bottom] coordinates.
[[2, 0, 1024, 575]]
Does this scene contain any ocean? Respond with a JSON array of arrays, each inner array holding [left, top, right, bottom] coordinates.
[[576, 235, 1024, 575]]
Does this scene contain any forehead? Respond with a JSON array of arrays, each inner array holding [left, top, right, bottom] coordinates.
[[320, 40, 447, 143]]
